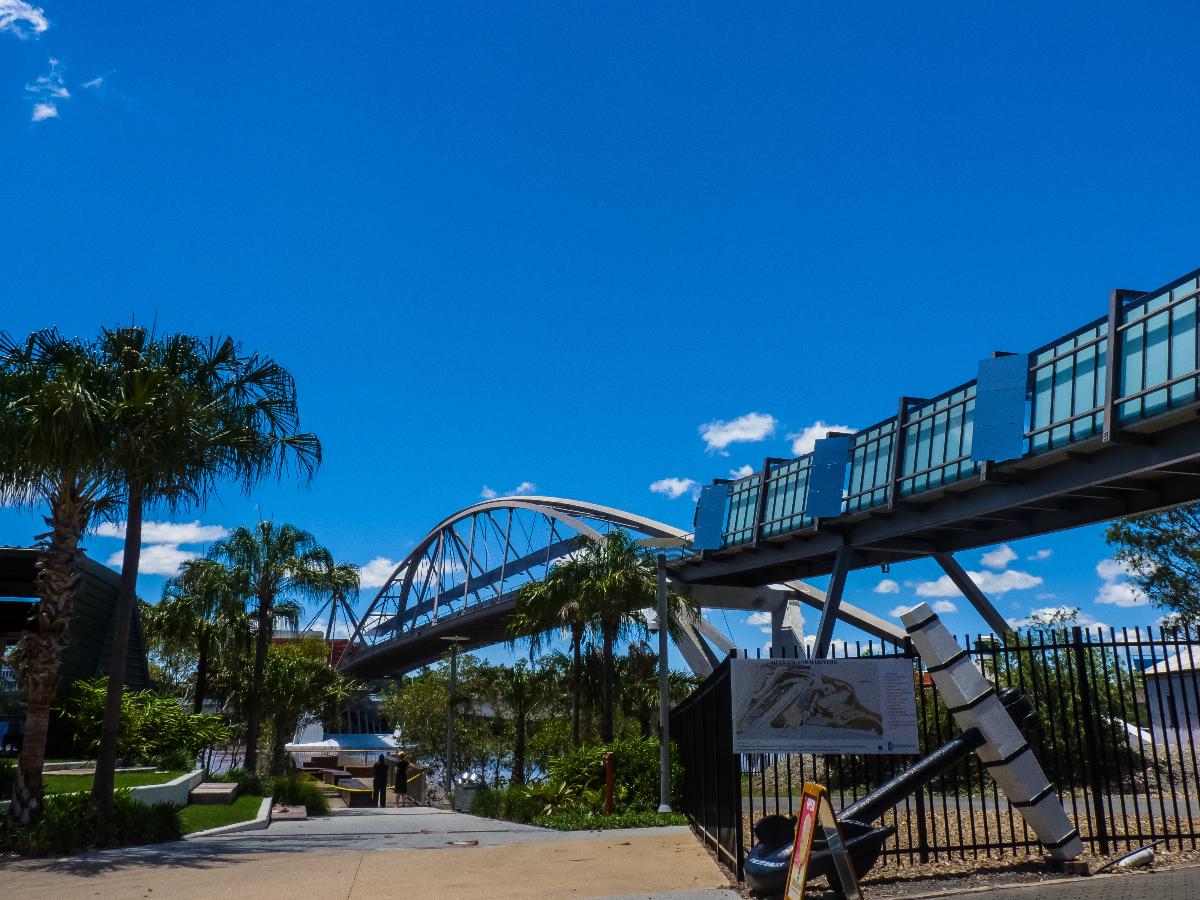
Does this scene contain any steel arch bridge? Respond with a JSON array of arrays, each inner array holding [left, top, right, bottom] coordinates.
[[340, 497, 695, 677], [339, 495, 901, 679]]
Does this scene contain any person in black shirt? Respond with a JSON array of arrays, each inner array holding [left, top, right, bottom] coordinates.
[[394, 751, 410, 807], [371, 754, 388, 808]]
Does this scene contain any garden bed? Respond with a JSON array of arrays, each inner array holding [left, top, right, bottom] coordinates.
[[42, 769, 186, 794]]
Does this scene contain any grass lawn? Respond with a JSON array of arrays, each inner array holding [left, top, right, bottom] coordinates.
[[43, 770, 187, 794], [179, 795, 264, 834]]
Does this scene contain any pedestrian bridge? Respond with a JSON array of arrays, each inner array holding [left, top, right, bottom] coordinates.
[[673, 263, 1200, 654], [338, 497, 897, 679]]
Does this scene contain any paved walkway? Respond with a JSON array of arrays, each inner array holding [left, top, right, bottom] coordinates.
[[0, 807, 735, 899]]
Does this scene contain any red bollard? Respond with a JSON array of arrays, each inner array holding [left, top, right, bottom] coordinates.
[[603, 752, 614, 815]]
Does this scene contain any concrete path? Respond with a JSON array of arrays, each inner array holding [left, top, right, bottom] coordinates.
[[0, 807, 735, 899]]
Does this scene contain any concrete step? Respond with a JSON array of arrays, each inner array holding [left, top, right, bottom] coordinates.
[[189, 782, 238, 805], [272, 804, 308, 821]]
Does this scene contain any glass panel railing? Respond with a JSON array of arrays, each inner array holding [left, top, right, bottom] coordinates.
[[722, 473, 761, 547], [897, 384, 978, 497], [844, 417, 895, 513], [1027, 318, 1106, 454], [1117, 275, 1200, 423], [762, 456, 813, 536]]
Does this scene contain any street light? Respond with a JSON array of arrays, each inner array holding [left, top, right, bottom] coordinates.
[[440, 635, 469, 795], [636, 535, 692, 813]]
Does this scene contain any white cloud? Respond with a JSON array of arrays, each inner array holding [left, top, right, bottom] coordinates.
[[650, 477, 697, 500], [1028, 549, 1053, 561], [1094, 557, 1149, 608], [802, 635, 851, 657], [358, 556, 400, 590], [95, 520, 228, 544], [481, 481, 536, 500], [981, 544, 1017, 570], [889, 604, 917, 619], [699, 412, 776, 454], [1095, 581, 1148, 608], [874, 578, 900, 595], [786, 421, 855, 456], [108, 544, 197, 577], [931, 599, 958, 614], [26, 57, 68, 122], [0, 1, 48, 37], [82, 75, 103, 89], [914, 568, 1043, 597], [729, 464, 754, 479], [1035, 592, 1058, 601], [746, 611, 771, 626], [1010, 606, 1109, 632]]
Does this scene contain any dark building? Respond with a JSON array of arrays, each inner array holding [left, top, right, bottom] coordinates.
[[1, 547, 151, 752]]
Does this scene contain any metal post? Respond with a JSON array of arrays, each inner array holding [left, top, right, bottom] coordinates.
[[933, 552, 1013, 637], [1072, 626, 1111, 855], [812, 547, 851, 659], [446, 640, 459, 794], [1103, 289, 1123, 442], [656, 552, 672, 812]]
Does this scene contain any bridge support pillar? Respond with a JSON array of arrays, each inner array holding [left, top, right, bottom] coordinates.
[[812, 547, 852, 659], [933, 552, 1012, 636], [770, 598, 804, 658]]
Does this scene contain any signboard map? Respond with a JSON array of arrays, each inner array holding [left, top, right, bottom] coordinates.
[[730, 657, 918, 754]]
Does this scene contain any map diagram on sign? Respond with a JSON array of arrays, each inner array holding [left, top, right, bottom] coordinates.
[[737, 666, 884, 735], [730, 657, 918, 754]]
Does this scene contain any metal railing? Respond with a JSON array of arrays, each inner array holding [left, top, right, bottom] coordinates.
[[671, 624, 1200, 878]]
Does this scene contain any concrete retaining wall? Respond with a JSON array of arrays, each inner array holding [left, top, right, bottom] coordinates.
[[184, 796, 273, 840], [130, 769, 204, 806]]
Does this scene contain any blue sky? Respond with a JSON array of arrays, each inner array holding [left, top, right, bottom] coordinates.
[[2, 2, 1197, 662]]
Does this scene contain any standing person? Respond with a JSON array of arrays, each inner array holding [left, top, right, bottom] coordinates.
[[394, 751, 410, 807], [372, 754, 388, 808]]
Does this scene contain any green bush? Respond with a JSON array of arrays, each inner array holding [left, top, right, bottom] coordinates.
[[547, 738, 681, 814], [218, 767, 267, 797], [0, 789, 182, 856], [471, 784, 544, 824], [271, 773, 329, 815], [533, 809, 687, 830], [61, 679, 229, 767]]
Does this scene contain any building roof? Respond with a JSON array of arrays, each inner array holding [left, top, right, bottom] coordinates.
[[1144, 649, 1200, 676]]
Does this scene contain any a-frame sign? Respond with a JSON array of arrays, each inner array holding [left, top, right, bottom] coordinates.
[[783, 783, 863, 900]]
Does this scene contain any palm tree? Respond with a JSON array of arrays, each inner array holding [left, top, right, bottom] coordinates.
[[507, 557, 591, 747], [92, 328, 321, 811], [209, 521, 342, 774], [147, 557, 248, 715], [489, 660, 556, 784], [0, 331, 116, 826]]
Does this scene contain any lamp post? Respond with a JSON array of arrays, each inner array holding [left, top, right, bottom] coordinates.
[[440, 635, 468, 795], [637, 535, 691, 814]]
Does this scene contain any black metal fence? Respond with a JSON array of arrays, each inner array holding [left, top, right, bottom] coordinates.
[[670, 625, 1200, 877]]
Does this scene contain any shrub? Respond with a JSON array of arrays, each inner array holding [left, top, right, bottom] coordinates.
[[271, 773, 329, 816], [61, 679, 229, 767], [0, 789, 182, 856], [218, 767, 267, 797], [533, 809, 687, 831], [547, 738, 681, 814], [471, 784, 544, 824]]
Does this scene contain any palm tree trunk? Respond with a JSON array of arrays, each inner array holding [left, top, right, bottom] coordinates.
[[512, 710, 527, 785], [601, 624, 615, 743], [193, 628, 210, 716], [571, 630, 582, 748], [93, 485, 143, 813], [243, 596, 271, 773], [6, 487, 85, 827]]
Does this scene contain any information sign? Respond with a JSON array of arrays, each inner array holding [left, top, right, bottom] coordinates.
[[731, 657, 918, 754]]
